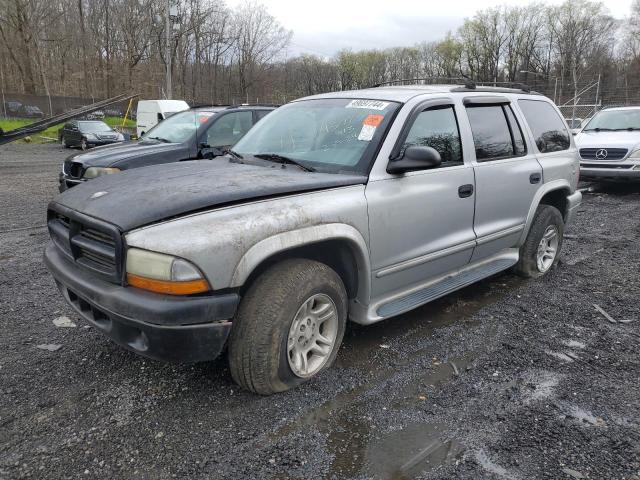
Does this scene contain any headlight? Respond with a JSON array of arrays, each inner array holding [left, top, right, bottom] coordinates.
[[83, 167, 120, 178], [125, 248, 210, 295], [628, 148, 640, 159], [85, 133, 97, 140]]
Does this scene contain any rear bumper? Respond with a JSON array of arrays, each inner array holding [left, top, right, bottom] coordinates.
[[565, 190, 582, 225], [44, 242, 239, 363]]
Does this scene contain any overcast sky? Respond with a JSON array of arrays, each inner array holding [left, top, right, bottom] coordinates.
[[226, 0, 633, 57]]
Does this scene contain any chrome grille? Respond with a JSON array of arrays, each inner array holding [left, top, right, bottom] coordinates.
[[579, 148, 628, 161], [70, 162, 84, 178]]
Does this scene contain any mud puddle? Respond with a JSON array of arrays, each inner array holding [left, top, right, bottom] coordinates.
[[273, 273, 523, 479]]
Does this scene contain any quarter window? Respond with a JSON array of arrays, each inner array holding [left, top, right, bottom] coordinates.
[[466, 105, 524, 161], [518, 100, 570, 153], [401, 105, 463, 166]]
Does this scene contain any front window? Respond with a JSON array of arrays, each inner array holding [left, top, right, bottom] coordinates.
[[583, 109, 640, 131], [205, 111, 253, 148], [232, 98, 400, 173], [79, 122, 112, 133], [143, 110, 215, 144]]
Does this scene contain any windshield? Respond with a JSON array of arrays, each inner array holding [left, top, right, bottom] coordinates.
[[79, 122, 112, 133], [584, 110, 640, 131], [232, 98, 400, 173], [142, 110, 214, 143]]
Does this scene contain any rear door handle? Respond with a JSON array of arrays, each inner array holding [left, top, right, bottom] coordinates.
[[458, 184, 474, 198], [530, 172, 542, 184]]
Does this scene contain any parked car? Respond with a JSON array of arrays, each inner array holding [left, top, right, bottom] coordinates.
[[104, 108, 123, 117], [574, 106, 640, 182], [85, 110, 105, 120], [58, 105, 274, 191], [3, 101, 22, 116], [136, 99, 190, 137], [22, 105, 45, 118], [58, 120, 124, 151], [45, 85, 581, 394]]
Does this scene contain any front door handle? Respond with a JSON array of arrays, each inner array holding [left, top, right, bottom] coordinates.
[[458, 184, 474, 198], [530, 172, 542, 184]]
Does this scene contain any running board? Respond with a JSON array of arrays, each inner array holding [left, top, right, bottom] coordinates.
[[376, 257, 517, 319]]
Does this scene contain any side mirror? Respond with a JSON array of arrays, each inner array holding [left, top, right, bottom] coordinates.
[[387, 146, 442, 174]]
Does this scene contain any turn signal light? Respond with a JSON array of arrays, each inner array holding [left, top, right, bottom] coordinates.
[[127, 273, 210, 295]]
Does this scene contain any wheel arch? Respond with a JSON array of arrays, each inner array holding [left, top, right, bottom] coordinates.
[[519, 180, 572, 245], [231, 224, 371, 305]]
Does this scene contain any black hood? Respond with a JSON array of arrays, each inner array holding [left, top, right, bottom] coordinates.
[[51, 159, 367, 231], [67, 141, 187, 168]]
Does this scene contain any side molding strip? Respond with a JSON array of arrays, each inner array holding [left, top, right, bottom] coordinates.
[[376, 240, 476, 278]]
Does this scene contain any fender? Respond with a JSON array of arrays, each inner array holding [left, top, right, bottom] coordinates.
[[230, 223, 372, 305], [518, 179, 571, 246]]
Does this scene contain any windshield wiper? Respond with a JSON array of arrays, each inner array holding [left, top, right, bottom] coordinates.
[[253, 153, 316, 172], [612, 127, 640, 131], [583, 128, 613, 132], [227, 149, 244, 159], [147, 136, 172, 143]]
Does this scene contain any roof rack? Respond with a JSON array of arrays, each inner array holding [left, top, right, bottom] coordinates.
[[189, 103, 280, 110], [469, 81, 532, 93], [370, 77, 477, 89], [224, 103, 280, 109]]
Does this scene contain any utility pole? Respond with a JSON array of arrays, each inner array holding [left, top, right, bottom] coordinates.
[[0, 53, 6, 118], [165, 0, 172, 99]]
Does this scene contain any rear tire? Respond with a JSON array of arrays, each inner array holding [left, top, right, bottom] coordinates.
[[515, 205, 564, 278], [228, 259, 348, 395]]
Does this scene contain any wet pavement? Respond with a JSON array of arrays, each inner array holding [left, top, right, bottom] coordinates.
[[1, 144, 639, 480]]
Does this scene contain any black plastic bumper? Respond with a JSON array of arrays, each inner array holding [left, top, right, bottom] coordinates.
[[44, 242, 239, 362]]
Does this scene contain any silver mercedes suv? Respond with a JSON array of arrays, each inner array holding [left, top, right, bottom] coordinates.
[[575, 106, 640, 181], [45, 83, 582, 394]]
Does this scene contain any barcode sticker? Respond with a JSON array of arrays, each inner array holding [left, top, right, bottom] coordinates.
[[346, 99, 390, 110]]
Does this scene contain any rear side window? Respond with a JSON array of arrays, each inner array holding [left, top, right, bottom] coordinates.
[[466, 105, 524, 161], [518, 100, 570, 153], [402, 105, 463, 166]]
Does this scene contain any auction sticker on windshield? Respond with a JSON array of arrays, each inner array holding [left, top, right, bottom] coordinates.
[[358, 114, 385, 141], [346, 99, 390, 110]]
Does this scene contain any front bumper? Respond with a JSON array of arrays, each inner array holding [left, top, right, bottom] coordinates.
[[580, 164, 640, 181], [565, 190, 582, 225], [44, 242, 239, 362]]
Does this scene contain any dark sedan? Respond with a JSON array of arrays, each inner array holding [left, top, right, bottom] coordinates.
[[59, 121, 125, 151], [59, 105, 274, 191]]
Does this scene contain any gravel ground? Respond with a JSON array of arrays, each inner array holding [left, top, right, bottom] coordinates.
[[1, 144, 639, 480]]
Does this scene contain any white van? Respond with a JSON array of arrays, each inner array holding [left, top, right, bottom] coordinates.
[[136, 100, 189, 137]]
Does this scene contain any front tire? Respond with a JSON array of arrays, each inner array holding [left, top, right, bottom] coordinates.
[[228, 259, 348, 395], [515, 205, 564, 278]]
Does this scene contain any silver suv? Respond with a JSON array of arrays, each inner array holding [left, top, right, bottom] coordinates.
[[575, 106, 640, 181], [45, 84, 582, 394]]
